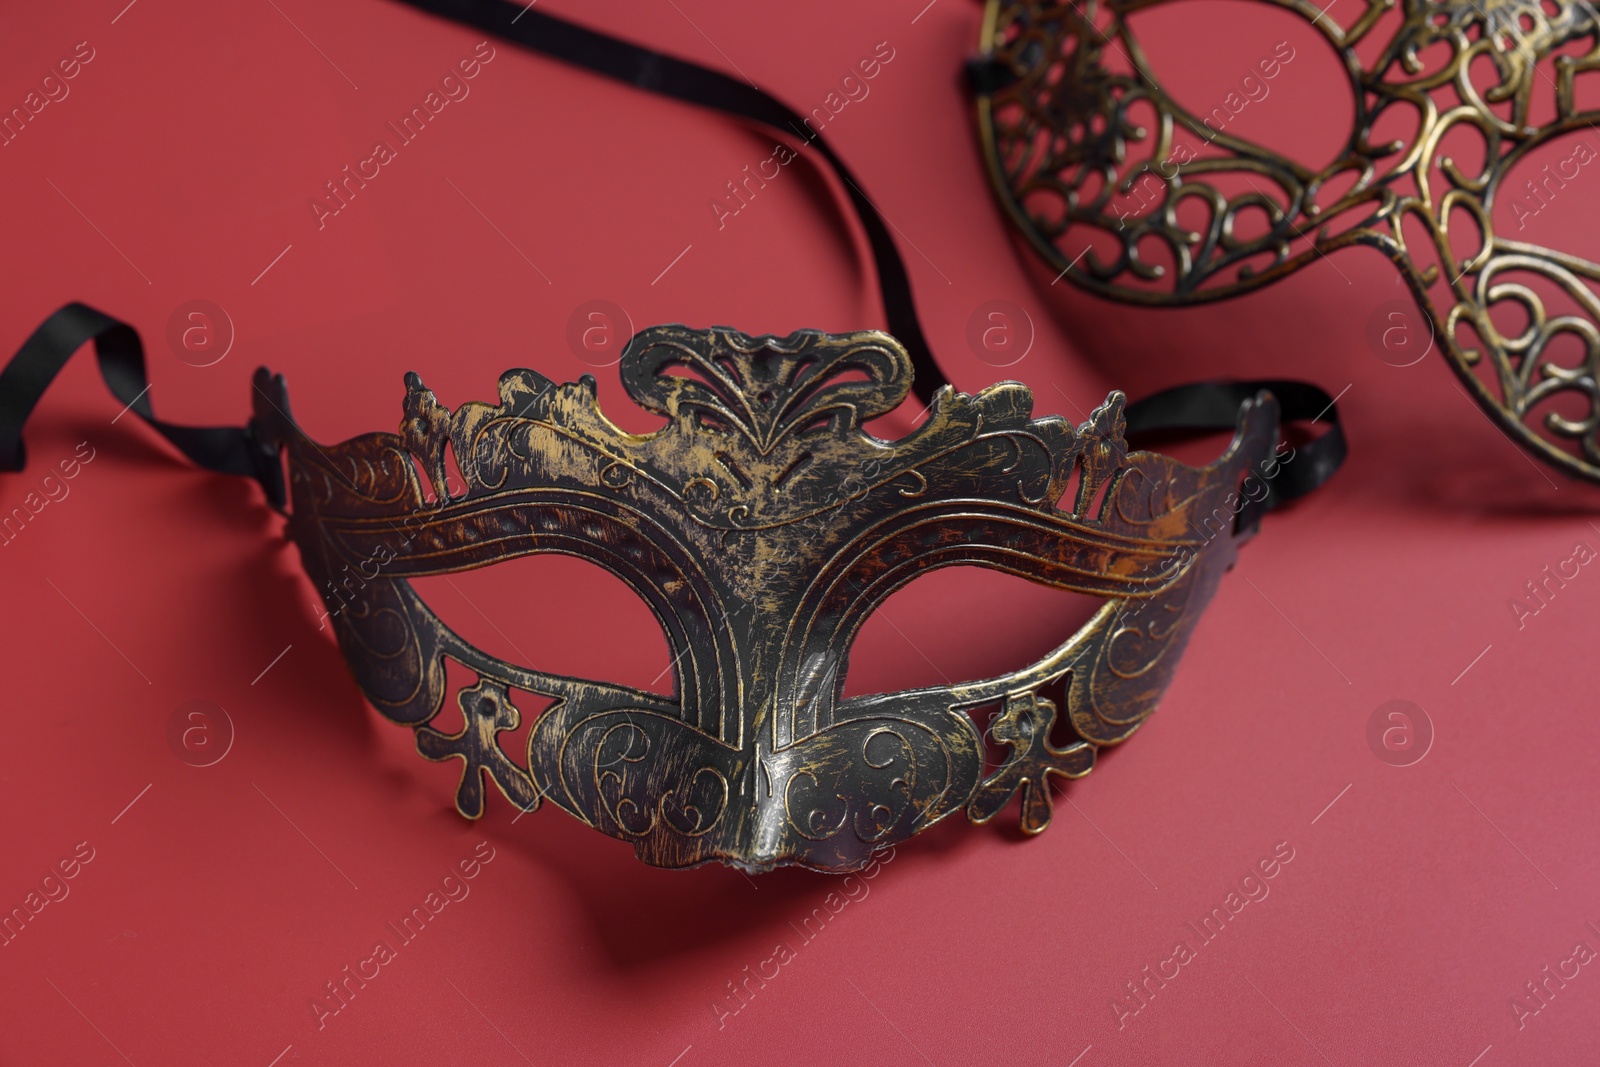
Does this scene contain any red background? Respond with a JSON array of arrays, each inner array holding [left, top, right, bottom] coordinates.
[[3, 1, 1598, 1064]]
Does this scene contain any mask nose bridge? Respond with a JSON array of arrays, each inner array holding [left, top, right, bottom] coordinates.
[[703, 559, 848, 757]]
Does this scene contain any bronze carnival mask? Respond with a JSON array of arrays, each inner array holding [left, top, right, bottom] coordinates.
[[971, 0, 1600, 484], [0, 3, 1346, 873], [257, 325, 1315, 872]]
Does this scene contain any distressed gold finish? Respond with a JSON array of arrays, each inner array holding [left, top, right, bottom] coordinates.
[[976, 0, 1600, 480], [252, 326, 1282, 872]]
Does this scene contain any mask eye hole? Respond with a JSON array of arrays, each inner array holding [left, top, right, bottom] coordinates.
[[1003, 2, 1351, 295], [839, 566, 1104, 700], [1120, 1, 1349, 172], [1493, 131, 1600, 264], [411, 554, 675, 696]]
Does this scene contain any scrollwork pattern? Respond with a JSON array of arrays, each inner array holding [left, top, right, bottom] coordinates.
[[977, 0, 1600, 480]]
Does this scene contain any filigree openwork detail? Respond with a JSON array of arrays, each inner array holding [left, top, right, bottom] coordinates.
[[254, 326, 1281, 872], [416, 680, 544, 819], [967, 690, 1096, 832], [976, 0, 1600, 478]]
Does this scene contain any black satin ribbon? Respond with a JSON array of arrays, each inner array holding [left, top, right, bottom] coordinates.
[[0, 302, 285, 508]]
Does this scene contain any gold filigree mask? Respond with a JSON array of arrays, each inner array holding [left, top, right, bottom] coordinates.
[[974, 0, 1600, 483]]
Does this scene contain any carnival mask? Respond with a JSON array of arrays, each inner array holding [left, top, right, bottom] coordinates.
[[973, 0, 1600, 483], [0, 2, 1346, 873]]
